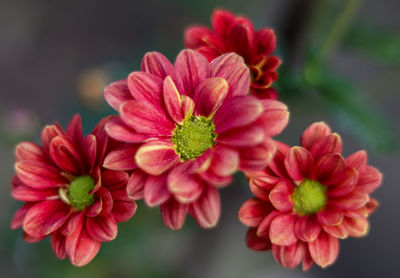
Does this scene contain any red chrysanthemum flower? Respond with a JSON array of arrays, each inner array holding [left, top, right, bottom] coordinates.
[[238, 122, 382, 270], [103, 49, 289, 230], [10, 115, 137, 266], [184, 9, 281, 100]]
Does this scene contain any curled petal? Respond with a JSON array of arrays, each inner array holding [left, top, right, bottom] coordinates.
[[345, 150, 367, 172], [194, 78, 228, 118], [317, 206, 344, 226], [257, 100, 289, 137], [184, 25, 213, 48], [294, 215, 321, 242], [227, 23, 255, 60], [256, 28, 276, 56], [11, 203, 35, 229], [257, 210, 281, 238], [41, 123, 64, 154], [272, 242, 305, 269], [51, 231, 66, 259], [315, 154, 346, 185], [284, 147, 313, 182], [105, 117, 149, 143], [329, 192, 369, 210], [127, 71, 163, 107], [141, 51, 174, 78], [343, 217, 369, 237], [323, 223, 348, 239], [163, 76, 184, 124], [269, 213, 298, 246], [15, 160, 65, 189], [238, 198, 273, 227], [269, 182, 293, 212], [246, 228, 272, 251], [126, 170, 147, 200], [15, 142, 45, 162], [328, 167, 358, 197], [212, 9, 235, 37], [144, 174, 171, 207], [66, 114, 83, 142], [239, 140, 276, 171], [308, 232, 339, 268], [49, 135, 85, 175], [300, 122, 331, 150], [209, 146, 239, 177], [112, 200, 137, 223], [103, 145, 139, 171], [104, 79, 131, 111], [356, 166, 382, 194], [310, 133, 342, 161], [161, 198, 188, 230], [86, 214, 118, 242], [190, 186, 220, 228]]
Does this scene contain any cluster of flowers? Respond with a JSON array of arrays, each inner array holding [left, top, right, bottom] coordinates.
[[10, 9, 382, 269]]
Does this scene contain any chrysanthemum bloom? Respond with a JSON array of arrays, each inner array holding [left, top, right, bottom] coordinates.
[[11, 115, 137, 266], [238, 122, 382, 270], [184, 9, 281, 100], [103, 49, 289, 230]]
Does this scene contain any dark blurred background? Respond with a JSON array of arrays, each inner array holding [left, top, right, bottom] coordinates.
[[1, 0, 399, 277]]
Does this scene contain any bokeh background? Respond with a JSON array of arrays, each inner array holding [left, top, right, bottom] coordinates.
[[1, 0, 399, 277]]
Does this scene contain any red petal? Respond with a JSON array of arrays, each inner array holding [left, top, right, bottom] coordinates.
[[11, 203, 34, 229], [328, 167, 358, 197], [190, 186, 220, 228], [127, 71, 163, 108], [310, 133, 342, 161], [329, 192, 369, 210], [184, 25, 212, 48], [104, 79, 131, 111], [365, 198, 379, 214], [105, 117, 149, 143], [300, 122, 331, 150], [41, 123, 64, 154], [217, 123, 264, 147], [126, 170, 147, 200], [238, 198, 273, 227], [65, 213, 101, 266], [239, 140, 276, 171], [209, 146, 239, 177], [101, 170, 129, 190], [227, 23, 255, 60], [144, 174, 171, 207], [175, 49, 209, 97], [272, 242, 305, 269], [112, 200, 137, 222], [121, 100, 174, 135], [66, 114, 83, 142], [246, 228, 272, 251], [11, 182, 58, 202], [194, 77, 228, 118], [86, 214, 117, 242], [256, 210, 281, 238], [314, 154, 346, 185], [308, 232, 339, 268], [15, 160, 65, 189], [345, 150, 367, 172], [167, 161, 202, 194], [294, 215, 321, 242], [163, 76, 184, 124], [256, 100, 289, 137], [284, 147, 313, 181], [135, 140, 180, 175], [317, 206, 343, 226], [49, 135, 85, 174], [83, 134, 97, 171], [160, 198, 188, 230], [180, 95, 195, 120], [15, 142, 46, 162], [269, 213, 298, 246], [214, 96, 263, 133], [212, 9, 235, 37], [256, 28, 276, 56], [343, 217, 369, 237], [322, 223, 348, 239], [269, 182, 293, 212], [356, 166, 382, 194], [51, 231, 66, 259], [141, 51, 174, 79], [23, 200, 70, 237], [103, 145, 139, 171]]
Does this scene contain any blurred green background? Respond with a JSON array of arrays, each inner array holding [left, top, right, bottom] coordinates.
[[0, 0, 399, 277]]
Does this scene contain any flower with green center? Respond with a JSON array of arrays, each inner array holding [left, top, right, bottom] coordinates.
[[172, 116, 216, 161], [67, 175, 96, 210], [291, 179, 327, 215]]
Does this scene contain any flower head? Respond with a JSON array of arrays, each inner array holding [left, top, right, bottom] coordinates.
[[238, 122, 382, 270], [184, 9, 281, 99], [11, 115, 137, 266], [103, 49, 289, 230]]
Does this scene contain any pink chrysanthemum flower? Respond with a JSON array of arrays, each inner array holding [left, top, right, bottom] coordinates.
[[103, 49, 289, 230], [238, 122, 382, 270], [184, 9, 281, 100], [11, 115, 137, 266]]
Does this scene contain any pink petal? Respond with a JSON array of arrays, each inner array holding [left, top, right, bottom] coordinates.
[[194, 77, 228, 118], [90, 116, 110, 163], [317, 206, 344, 226], [86, 214, 117, 242], [256, 100, 290, 137], [216, 123, 264, 147], [105, 117, 149, 143], [214, 96, 263, 133], [343, 217, 369, 237], [15, 142, 46, 162], [51, 231, 66, 259], [190, 186, 220, 228], [308, 232, 339, 268], [101, 170, 129, 190], [310, 133, 343, 161], [112, 200, 137, 223], [141, 51, 174, 79], [238, 198, 273, 227], [329, 192, 369, 210], [49, 135, 85, 175], [300, 122, 332, 150], [356, 166, 382, 194], [212, 9, 235, 37], [15, 160, 65, 189], [181, 95, 195, 120], [269, 182, 293, 212], [269, 213, 298, 246], [97, 187, 113, 217], [11, 182, 58, 202], [199, 170, 233, 187], [10, 203, 35, 229], [209, 146, 239, 177], [284, 147, 313, 182], [272, 242, 305, 269], [256, 210, 281, 238], [66, 114, 83, 142], [163, 76, 184, 124], [314, 154, 346, 185], [345, 150, 367, 172], [136, 140, 180, 175], [184, 25, 213, 48], [256, 28, 276, 56], [210, 56, 250, 97], [365, 198, 379, 214], [103, 145, 139, 171], [249, 179, 274, 201], [121, 100, 174, 135], [174, 49, 210, 97], [302, 250, 314, 271], [238, 140, 276, 171], [328, 167, 358, 197], [144, 174, 171, 207], [227, 23, 255, 60], [294, 215, 321, 242], [104, 79, 131, 111], [160, 198, 188, 230], [126, 170, 147, 200], [23, 200, 70, 237], [127, 71, 163, 108], [246, 228, 272, 251], [82, 134, 97, 171], [41, 123, 64, 154], [322, 223, 348, 239], [65, 214, 101, 266], [167, 161, 202, 195]]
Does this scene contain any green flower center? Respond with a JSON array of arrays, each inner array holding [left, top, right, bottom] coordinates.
[[172, 116, 216, 161], [67, 175, 96, 210], [291, 179, 327, 215]]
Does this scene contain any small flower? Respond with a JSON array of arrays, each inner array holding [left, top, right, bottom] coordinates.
[[103, 49, 289, 230], [11, 115, 137, 266], [238, 122, 382, 270], [184, 9, 281, 99]]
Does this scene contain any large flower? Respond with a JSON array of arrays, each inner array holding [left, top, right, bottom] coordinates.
[[184, 9, 281, 99], [238, 122, 382, 270], [103, 49, 289, 230], [11, 115, 137, 266]]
